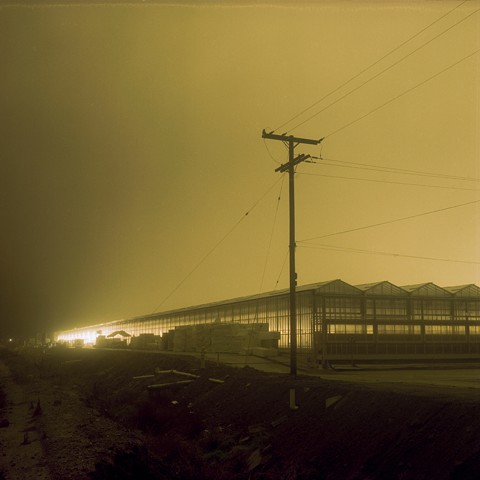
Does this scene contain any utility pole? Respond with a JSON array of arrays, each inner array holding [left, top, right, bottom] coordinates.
[[262, 129, 323, 376]]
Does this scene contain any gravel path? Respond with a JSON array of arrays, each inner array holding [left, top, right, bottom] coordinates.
[[0, 356, 143, 480], [0, 360, 51, 480]]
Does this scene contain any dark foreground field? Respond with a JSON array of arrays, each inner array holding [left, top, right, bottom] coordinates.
[[1, 347, 480, 480]]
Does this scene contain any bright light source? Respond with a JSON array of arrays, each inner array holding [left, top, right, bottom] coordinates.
[[8, 338, 12, 342]]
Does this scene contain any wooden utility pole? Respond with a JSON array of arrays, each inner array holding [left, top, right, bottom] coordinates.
[[262, 129, 323, 376]]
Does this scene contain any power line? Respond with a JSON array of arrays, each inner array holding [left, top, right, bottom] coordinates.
[[288, 4, 480, 133], [273, 0, 470, 133], [259, 174, 286, 292], [325, 47, 480, 139], [313, 156, 480, 183], [263, 134, 282, 165], [273, 248, 289, 291], [152, 176, 284, 313], [300, 198, 480, 243], [296, 170, 480, 192], [299, 242, 480, 265]]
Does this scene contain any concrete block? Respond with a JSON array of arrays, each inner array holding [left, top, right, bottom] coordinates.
[[251, 347, 279, 357], [325, 395, 342, 409]]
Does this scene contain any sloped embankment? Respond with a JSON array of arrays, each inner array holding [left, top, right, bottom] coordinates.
[[2, 347, 480, 479]]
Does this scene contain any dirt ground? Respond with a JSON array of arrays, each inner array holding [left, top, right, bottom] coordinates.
[[1, 346, 480, 480]]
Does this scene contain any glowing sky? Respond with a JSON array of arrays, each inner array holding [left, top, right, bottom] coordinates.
[[1, 0, 479, 336]]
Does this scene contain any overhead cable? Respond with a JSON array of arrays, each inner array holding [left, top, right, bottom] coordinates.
[[288, 4, 480, 133], [273, 0, 469, 133], [296, 171, 480, 192], [259, 175, 286, 292], [325, 47, 480, 138], [273, 248, 289, 291], [152, 176, 284, 313], [299, 243, 480, 265], [263, 135, 282, 165], [313, 157, 480, 183], [300, 198, 480, 242]]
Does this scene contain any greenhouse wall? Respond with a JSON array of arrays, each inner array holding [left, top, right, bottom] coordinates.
[[55, 280, 480, 362]]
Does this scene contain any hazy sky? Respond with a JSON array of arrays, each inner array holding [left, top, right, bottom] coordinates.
[[1, 0, 479, 337]]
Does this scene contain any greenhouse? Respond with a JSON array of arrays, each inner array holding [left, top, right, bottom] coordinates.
[[55, 279, 480, 362]]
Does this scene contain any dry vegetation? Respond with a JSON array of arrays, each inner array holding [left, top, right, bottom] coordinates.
[[1, 346, 480, 479]]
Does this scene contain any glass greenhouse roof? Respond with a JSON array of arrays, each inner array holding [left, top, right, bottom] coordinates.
[[401, 282, 451, 296]]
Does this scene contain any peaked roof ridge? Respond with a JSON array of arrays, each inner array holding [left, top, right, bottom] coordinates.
[[298, 278, 343, 289], [401, 282, 452, 296], [355, 280, 386, 289], [307, 278, 363, 294], [355, 279, 397, 288], [444, 284, 475, 291], [401, 281, 434, 290], [444, 284, 480, 296], [356, 280, 408, 294]]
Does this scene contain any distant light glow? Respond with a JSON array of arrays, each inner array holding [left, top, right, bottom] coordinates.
[[56, 328, 100, 345]]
